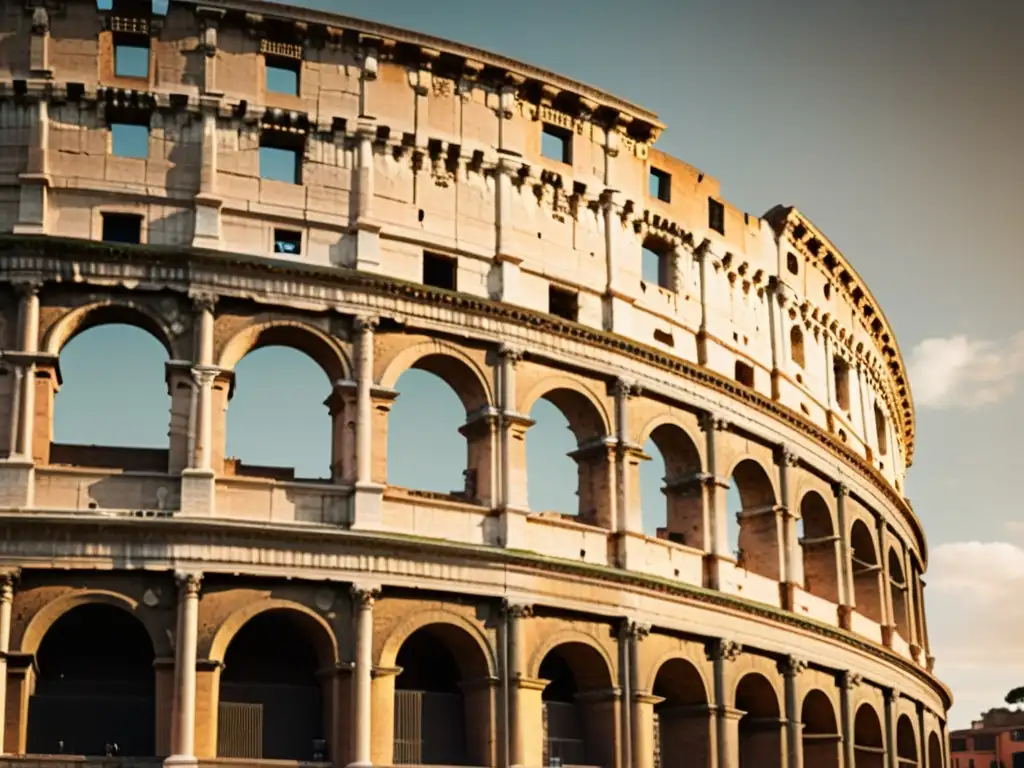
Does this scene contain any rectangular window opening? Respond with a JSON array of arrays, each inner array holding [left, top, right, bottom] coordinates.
[[873, 403, 888, 456], [423, 251, 457, 291], [110, 120, 150, 158], [649, 167, 671, 202], [114, 38, 150, 79], [273, 228, 302, 256], [641, 243, 675, 291], [259, 133, 303, 184], [708, 197, 725, 235], [541, 123, 572, 164], [101, 212, 143, 244], [833, 356, 851, 412], [548, 285, 578, 322], [265, 56, 300, 96], [735, 360, 755, 388]]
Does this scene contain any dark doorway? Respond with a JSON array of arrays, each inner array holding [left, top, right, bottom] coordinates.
[[219, 611, 324, 761], [27, 603, 156, 757]]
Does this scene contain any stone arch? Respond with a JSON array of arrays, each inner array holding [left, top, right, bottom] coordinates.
[[377, 608, 496, 676], [535, 635, 617, 768], [44, 299, 179, 358], [386, 617, 495, 767], [207, 598, 339, 666], [380, 342, 495, 501], [379, 340, 494, 414], [729, 458, 782, 580], [521, 377, 614, 523], [888, 547, 911, 641], [854, 702, 885, 768], [218, 318, 350, 383], [734, 671, 784, 768], [799, 490, 841, 603], [19, 589, 167, 657], [650, 656, 711, 768], [638, 419, 705, 543], [850, 519, 885, 625], [926, 731, 942, 768], [896, 714, 917, 766], [26, 601, 158, 757], [520, 377, 611, 443], [801, 688, 841, 767]]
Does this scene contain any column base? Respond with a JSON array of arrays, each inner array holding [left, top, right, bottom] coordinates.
[[350, 482, 385, 530], [778, 581, 796, 611], [703, 552, 727, 591], [180, 469, 216, 517], [837, 604, 854, 631], [163, 755, 198, 768], [497, 505, 530, 549], [0, 458, 35, 508]]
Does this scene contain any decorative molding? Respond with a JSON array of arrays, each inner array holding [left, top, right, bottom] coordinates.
[[780, 655, 808, 677], [706, 638, 742, 663], [350, 584, 380, 609], [354, 315, 379, 334], [501, 600, 533, 620], [174, 570, 202, 598]]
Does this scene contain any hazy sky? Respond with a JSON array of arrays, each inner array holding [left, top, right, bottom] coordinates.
[[59, 0, 1024, 727]]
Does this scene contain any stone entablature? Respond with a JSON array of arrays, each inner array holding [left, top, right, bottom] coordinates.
[[0, 0, 913, 488]]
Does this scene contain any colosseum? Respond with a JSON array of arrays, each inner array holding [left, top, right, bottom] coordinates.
[[0, 0, 951, 767]]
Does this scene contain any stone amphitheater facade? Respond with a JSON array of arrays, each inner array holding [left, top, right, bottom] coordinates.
[[0, 1, 950, 767]]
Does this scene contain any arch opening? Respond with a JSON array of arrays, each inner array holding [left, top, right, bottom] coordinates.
[[27, 603, 156, 757], [651, 658, 709, 768], [888, 549, 911, 642], [735, 672, 782, 768], [799, 492, 841, 603], [730, 459, 781, 580], [640, 424, 703, 546], [388, 355, 492, 503], [218, 610, 328, 762], [53, 323, 170, 473], [801, 690, 841, 768], [527, 387, 611, 526], [392, 623, 491, 766], [538, 642, 615, 768], [926, 732, 942, 768], [790, 325, 806, 369], [225, 346, 332, 482], [896, 714, 918, 767], [850, 519, 885, 625], [854, 704, 884, 768]]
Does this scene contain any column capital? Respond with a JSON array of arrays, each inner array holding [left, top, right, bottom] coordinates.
[[350, 584, 381, 608], [884, 687, 901, 704], [497, 343, 524, 364], [839, 670, 863, 690], [12, 278, 42, 299], [700, 412, 731, 434], [612, 377, 642, 399], [501, 599, 533, 620], [777, 445, 800, 468], [0, 568, 19, 602], [705, 638, 742, 663], [622, 618, 651, 641], [779, 654, 808, 678], [190, 365, 219, 388], [354, 315, 379, 334], [189, 291, 218, 314], [833, 481, 850, 499], [175, 571, 203, 598]]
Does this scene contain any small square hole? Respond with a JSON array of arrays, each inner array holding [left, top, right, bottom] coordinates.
[[735, 360, 754, 387], [110, 122, 149, 158], [114, 41, 150, 79], [260, 136, 302, 184], [101, 212, 142, 244], [649, 168, 671, 202], [541, 123, 572, 164], [548, 285, 578, 321], [708, 198, 725, 235], [273, 228, 301, 255], [265, 57, 300, 96], [423, 251, 457, 290]]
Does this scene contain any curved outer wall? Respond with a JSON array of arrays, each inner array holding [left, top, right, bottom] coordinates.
[[0, 1, 948, 768]]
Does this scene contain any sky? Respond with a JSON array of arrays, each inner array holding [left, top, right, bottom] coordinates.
[[59, 0, 1024, 728]]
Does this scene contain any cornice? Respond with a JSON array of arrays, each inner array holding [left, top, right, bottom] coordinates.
[[764, 205, 915, 466], [0, 234, 926, 562], [0, 512, 952, 710], [167, 0, 663, 137]]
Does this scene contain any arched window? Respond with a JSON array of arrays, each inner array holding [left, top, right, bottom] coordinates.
[[896, 715, 918, 767], [854, 704, 884, 768], [889, 548, 911, 641], [850, 519, 884, 625], [735, 673, 782, 768], [28, 604, 156, 757], [639, 424, 702, 544], [799, 492, 840, 603], [790, 326, 805, 368], [801, 690, 841, 768], [538, 643, 615, 768], [652, 658, 710, 768], [730, 460, 780, 579]]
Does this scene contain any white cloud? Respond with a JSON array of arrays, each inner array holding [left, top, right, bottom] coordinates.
[[908, 331, 1024, 410], [928, 541, 1024, 726]]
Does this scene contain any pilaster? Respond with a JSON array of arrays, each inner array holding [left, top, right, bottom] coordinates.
[[493, 151, 524, 304], [833, 482, 855, 630], [601, 189, 635, 335], [351, 316, 385, 530], [0, 570, 18, 756], [708, 638, 743, 768], [781, 655, 807, 768], [348, 584, 380, 768], [165, 571, 202, 768], [701, 413, 733, 589]]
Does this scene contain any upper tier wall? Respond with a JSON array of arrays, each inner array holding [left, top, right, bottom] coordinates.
[[0, 0, 914, 490]]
